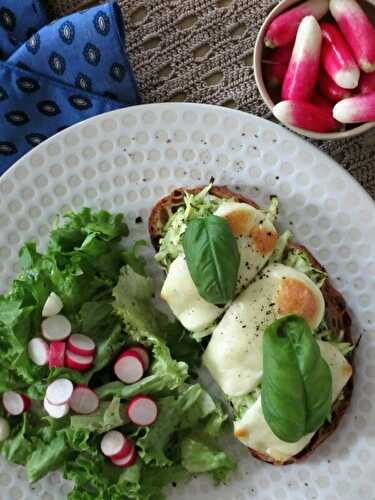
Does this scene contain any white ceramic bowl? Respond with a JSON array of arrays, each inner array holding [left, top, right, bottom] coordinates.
[[253, 0, 375, 140]]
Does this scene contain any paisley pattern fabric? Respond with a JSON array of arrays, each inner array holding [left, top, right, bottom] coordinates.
[[0, 0, 140, 173]]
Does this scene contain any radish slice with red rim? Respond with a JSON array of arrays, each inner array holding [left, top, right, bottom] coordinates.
[[42, 314, 71, 341], [66, 351, 93, 372], [46, 378, 73, 406], [101, 430, 129, 457], [28, 337, 49, 366], [49, 341, 66, 368], [42, 292, 63, 317], [127, 396, 158, 426], [69, 386, 99, 414], [2, 391, 30, 415], [111, 445, 138, 467], [67, 334, 95, 356], [127, 347, 150, 371], [43, 397, 69, 419], [114, 352, 144, 384]]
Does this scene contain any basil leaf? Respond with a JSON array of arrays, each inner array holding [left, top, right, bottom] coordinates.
[[182, 215, 240, 305], [262, 315, 332, 443]]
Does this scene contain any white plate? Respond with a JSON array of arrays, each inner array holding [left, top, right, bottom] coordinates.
[[0, 103, 374, 500]]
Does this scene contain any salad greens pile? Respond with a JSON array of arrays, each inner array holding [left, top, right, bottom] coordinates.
[[0, 209, 234, 499]]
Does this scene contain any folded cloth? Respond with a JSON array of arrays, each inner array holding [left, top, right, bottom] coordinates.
[[0, 0, 140, 174]]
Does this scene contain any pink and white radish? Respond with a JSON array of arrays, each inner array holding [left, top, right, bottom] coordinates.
[[67, 334, 96, 357], [42, 292, 63, 317], [111, 445, 138, 468], [264, 44, 293, 88], [43, 396, 69, 419], [28, 337, 49, 366], [127, 346, 150, 371], [318, 71, 352, 102], [359, 71, 375, 94], [49, 341, 66, 368], [0, 417, 10, 441], [42, 314, 71, 341], [101, 430, 132, 458], [273, 100, 340, 132], [2, 391, 30, 415], [333, 92, 375, 123], [264, 0, 329, 48], [69, 385, 99, 414], [330, 0, 375, 73], [320, 22, 360, 89], [45, 378, 73, 406], [281, 16, 322, 101], [311, 91, 333, 112], [66, 351, 93, 372], [127, 396, 158, 427], [114, 351, 144, 384]]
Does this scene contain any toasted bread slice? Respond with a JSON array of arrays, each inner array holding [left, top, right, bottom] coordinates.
[[148, 185, 353, 464]]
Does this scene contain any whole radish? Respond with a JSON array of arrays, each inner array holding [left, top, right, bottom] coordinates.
[[333, 93, 375, 123], [282, 16, 322, 101], [311, 91, 334, 113], [273, 100, 340, 133], [265, 0, 329, 47], [359, 72, 375, 94], [330, 0, 375, 73], [318, 71, 352, 102], [264, 44, 293, 88], [320, 22, 360, 89]]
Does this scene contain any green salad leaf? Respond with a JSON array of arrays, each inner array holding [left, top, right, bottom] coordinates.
[[262, 315, 332, 443], [0, 208, 235, 499], [182, 215, 240, 305]]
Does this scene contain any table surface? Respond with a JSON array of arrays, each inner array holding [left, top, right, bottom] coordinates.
[[45, 0, 375, 199]]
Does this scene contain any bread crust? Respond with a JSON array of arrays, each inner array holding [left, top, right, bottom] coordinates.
[[148, 185, 353, 465]]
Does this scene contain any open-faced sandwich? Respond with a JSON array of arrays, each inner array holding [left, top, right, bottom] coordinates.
[[149, 184, 354, 465]]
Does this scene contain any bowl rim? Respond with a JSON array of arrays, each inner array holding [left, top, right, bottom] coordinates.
[[253, 0, 375, 140]]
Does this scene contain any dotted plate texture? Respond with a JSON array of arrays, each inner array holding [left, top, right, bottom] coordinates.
[[0, 104, 374, 500]]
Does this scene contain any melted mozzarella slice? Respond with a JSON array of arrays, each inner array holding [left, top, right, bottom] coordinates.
[[202, 263, 325, 396], [160, 255, 223, 332], [160, 202, 278, 333], [233, 341, 352, 462]]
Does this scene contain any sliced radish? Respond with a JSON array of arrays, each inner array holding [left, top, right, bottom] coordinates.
[[101, 430, 132, 458], [264, 0, 328, 48], [49, 341, 66, 368], [43, 396, 69, 419], [69, 386, 99, 414], [281, 16, 322, 102], [0, 417, 10, 441], [67, 334, 96, 357], [111, 445, 138, 468], [114, 351, 144, 384], [66, 350, 94, 372], [2, 391, 30, 415], [127, 396, 158, 427], [28, 337, 49, 366], [42, 314, 71, 341], [127, 346, 150, 371], [46, 378, 73, 406], [42, 292, 63, 317], [330, 0, 375, 73]]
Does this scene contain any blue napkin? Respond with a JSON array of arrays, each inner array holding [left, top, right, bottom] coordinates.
[[0, 0, 140, 173]]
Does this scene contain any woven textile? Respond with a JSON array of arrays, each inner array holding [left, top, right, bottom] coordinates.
[[45, 0, 375, 198]]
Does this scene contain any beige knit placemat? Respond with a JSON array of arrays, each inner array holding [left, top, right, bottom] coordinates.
[[45, 0, 375, 199]]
